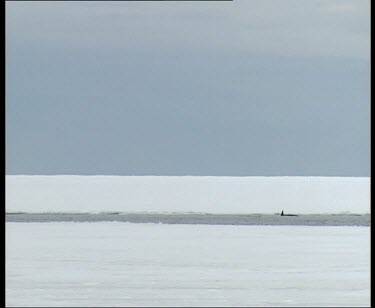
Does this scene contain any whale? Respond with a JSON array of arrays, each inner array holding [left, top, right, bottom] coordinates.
[[280, 210, 298, 217]]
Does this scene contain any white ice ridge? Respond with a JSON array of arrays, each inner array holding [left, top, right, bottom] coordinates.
[[5, 176, 370, 214]]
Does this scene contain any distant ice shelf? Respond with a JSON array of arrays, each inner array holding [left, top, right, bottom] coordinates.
[[5, 175, 370, 214]]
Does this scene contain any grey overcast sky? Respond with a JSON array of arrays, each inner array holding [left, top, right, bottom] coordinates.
[[6, 0, 370, 176]]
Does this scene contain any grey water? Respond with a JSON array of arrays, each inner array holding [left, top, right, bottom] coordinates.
[[6, 212, 370, 226]]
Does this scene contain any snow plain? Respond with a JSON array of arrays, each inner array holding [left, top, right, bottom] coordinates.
[[5, 176, 370, 214], [6, 222, 370, 307], [6, 176, 370, 306]]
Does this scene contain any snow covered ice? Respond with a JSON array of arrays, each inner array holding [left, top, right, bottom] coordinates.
[[5, 176, 370, 306], [6, 222, 370, 307]]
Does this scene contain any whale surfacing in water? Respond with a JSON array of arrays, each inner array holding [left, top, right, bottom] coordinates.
[[280, 210, 298, 217]]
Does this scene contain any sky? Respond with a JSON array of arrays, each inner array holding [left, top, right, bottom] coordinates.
[[6, 0, 370, 176]]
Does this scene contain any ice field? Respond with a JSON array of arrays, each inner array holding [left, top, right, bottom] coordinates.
[[5, 176, 370, 214], [6, 222, 370, 307], [6, 175, 370, 306]]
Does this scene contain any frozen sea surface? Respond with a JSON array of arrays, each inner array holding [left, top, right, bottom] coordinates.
[[6, 176, 370, 214], [6, 222, 370, 307]]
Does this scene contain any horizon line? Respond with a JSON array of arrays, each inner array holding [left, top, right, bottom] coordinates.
[[5, 174, 370, 178]]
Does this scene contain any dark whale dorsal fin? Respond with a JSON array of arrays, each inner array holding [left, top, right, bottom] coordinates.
[[281, 210, 284, 216]]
